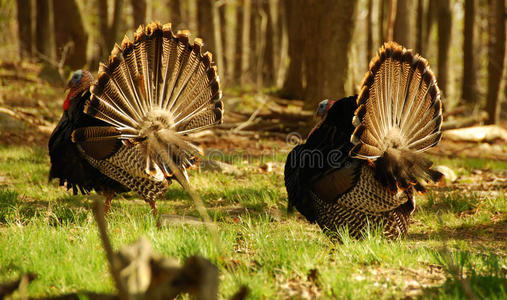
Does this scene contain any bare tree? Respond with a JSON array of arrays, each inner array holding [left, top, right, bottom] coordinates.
[[385, 0, 396, 42], [485, 0, 506, 124], [16, 0, 32, 58], [53, 0, 88, 69], [378, 0, 387, 43], [462, 0, 478, 104], [36, 0, 53, 60], [262, 0, 275, 86], [108, 0, 124, 50], [240, 0, 251, 86], [197, 0, 215, 54], [211, 0, 224, 80], [167, 0, 181, 26], [437, 0, 452, 95], [416, 0, 424, 54], [424, 0, 437, 52], [234, 1, 243, 83], [393, 0, 412, 47], [303, 0, 358, 109], [367, 0, 373, 66], [131, 0, 147, 28]]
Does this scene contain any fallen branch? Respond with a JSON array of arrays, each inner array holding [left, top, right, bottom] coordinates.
[[441, 111, 488, 131]]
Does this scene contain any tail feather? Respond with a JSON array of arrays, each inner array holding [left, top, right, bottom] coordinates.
[[80, 22, 223, 179], [350, 42, 442, 191]]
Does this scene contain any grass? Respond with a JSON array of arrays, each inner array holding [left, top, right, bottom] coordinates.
[[0, 145, 506, 299]]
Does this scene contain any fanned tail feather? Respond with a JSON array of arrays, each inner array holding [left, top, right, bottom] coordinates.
[[81, 22, 223, 180], [350, 42, 443, 191]]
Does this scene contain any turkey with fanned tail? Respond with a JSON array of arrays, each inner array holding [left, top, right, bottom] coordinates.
[[49, 22, 223, 215], [284, 42, 443, 239]]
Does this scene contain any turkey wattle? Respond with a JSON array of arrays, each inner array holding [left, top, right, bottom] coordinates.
[[49, 22, 223, 215], [284, 42, 443, 239]]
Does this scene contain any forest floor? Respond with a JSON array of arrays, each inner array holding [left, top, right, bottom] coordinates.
[[0, 62, 506, 299]]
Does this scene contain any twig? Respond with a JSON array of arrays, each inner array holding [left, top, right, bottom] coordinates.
[[232, 96, 266, 132], [92, 199, 129, 300]]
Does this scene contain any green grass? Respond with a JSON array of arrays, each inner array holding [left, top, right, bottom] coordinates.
[[0, 146, 505, 299]]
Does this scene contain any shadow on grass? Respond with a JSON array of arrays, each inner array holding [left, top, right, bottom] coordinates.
[[408, 220, 507, 243], [418, 191, 480, 215]]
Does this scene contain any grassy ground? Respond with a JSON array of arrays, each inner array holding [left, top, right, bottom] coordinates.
[[0, 144, 505, 299]]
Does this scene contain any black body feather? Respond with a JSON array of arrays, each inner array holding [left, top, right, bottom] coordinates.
[[48, 90, 127, 195]]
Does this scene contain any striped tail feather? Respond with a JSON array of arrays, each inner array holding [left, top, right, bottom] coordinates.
[[350, 42, 443, 192], [79, 22, 223, 180]]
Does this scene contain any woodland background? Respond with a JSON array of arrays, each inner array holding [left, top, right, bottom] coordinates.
[[0, 1, 506, 298], [2, 0, 507, 124]]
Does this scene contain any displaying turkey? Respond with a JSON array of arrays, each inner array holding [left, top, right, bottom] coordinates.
[[284, 42, 443, 239], [49, 22, 223, 215]]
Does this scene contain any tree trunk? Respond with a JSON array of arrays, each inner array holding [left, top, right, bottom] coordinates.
[[385, 0, 396, 41], [393, 0, 411, 47], [234, 1, 243, 83], [35, 0, 52, 60], [168, 0, 181, 26], [224, 3, 237, 84], [197, 0, 215, 54], [415, 0, 424, 54], [279, 0, 305, 99], [16, 0, 32, 58], [262, 0, 274, 86], [379, 0, 385, 43], [462, 0, 478, 104], [211, 0, 224, 80], [131, 0, 147, 28], [108, 0, 124, 50], [437, 0, 452, 96], [53, 0, 88, 69], [485, 0, 506, 124], [303, 0, 357, 110], [367, 0, 373, 66], [240, 0, 251, 86], [424, 0, 437, 49]]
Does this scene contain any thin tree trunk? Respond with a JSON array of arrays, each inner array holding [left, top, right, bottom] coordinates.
[[462, 0, 478, 104], [249, 3, 258, 84], [393, 0, 411, 47], [53, 0, 88, 69], [385, 0, 396, 41], [36, 0, 52, 60], [131, 0, 147, 28], [367, 0, 373, 66], [485, 0, 506, 124], [416, 0, 424, 54], [424, 0, 437, 49], [211, 0, 224, 81], [168, 0, 181, 26], [16, 0, 32, 58], [262, 0, 274, 86], [197, 0, 215, 53], [240, 0, 251, 86], [280, 0, 304, 99], [437, 0, 452, 96], [108, 0, 124, 50], [234, 1, 243, 83], [379, 0, 386, 43], [224, 3, 237, 84]]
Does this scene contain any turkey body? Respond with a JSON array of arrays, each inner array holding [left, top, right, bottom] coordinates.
[[285, 42, 443, 239], [48, 90, 127, 195], [48, 22, 223, 214]]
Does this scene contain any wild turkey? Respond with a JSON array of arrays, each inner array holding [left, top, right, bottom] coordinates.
[[284, 42, 443, 239], [49, 22, 223, 215]]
